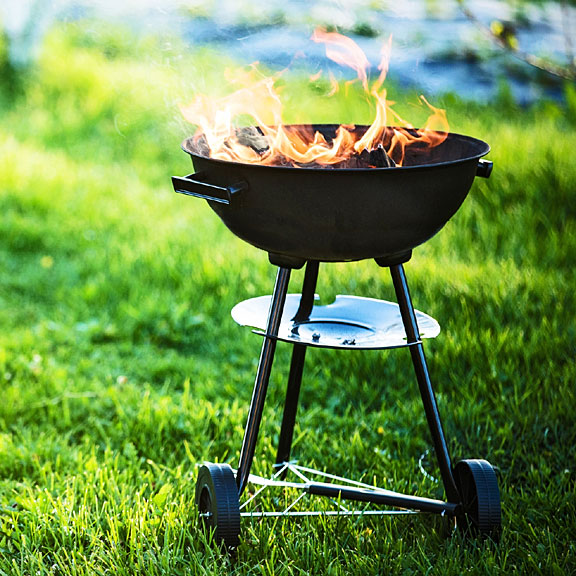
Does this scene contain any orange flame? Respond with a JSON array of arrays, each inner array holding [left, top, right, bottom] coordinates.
[[312, 28, 371, 91], [181, 29, 449, 167]]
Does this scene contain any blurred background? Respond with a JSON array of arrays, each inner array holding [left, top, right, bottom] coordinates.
[[1, 0, 575, 104]]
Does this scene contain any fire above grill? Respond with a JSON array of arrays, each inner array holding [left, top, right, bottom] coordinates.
[[172, 124, 492, 267]]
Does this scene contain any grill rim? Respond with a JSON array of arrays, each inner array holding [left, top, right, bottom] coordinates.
[[182, 125, 490, 173]]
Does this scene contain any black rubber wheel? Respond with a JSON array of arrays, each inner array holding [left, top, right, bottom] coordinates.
[[453, 459, 501, 538], [195, 463, 241, 549]]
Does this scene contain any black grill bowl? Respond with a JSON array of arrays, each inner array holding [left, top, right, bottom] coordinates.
[[173, 125, 490, 264]]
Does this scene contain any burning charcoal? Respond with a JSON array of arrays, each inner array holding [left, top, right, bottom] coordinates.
[[193, 135, 211, 158], [236, 126, 270, 156], [351, 146, 395, 168], [356, 149, 372, 167], [369, 144, 396, 168], [333, 156, 364, 169]]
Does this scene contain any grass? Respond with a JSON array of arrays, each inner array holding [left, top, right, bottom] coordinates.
[[0, 19, 575, 575]]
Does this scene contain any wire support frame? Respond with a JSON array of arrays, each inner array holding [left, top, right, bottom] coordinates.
[[237, 462, 422, 519]]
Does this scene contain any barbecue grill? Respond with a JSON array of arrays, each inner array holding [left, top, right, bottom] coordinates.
[[172, 124, 501, 548]]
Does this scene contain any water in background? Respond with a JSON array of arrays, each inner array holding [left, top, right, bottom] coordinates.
[[1, 0, 573, 103]]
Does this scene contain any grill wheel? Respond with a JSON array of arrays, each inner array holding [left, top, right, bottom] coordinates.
[[195, 463, 241, 549], [453, 458, 502, 539]]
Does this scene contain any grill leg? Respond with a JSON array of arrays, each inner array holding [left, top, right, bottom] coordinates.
[[275, 261, 320, 469], [274, 344, 307, 469], [236, 266, 291, 496], [389, 264, 460, 503]]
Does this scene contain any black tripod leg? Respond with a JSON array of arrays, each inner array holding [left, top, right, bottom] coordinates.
[[389, 264, 460, 503], [275, 261, 319, 469], [275, 343, 307, 469], [236, 267, 291, 496]]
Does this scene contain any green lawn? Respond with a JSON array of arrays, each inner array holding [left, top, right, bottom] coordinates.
[[0, 21, 575, 575]]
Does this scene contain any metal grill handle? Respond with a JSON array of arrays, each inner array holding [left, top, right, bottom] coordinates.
[[476, 159, 493, 178], [172, 172, 247, 204]]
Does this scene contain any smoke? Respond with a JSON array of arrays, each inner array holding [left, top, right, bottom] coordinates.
[[0, 0, 70, 68]]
